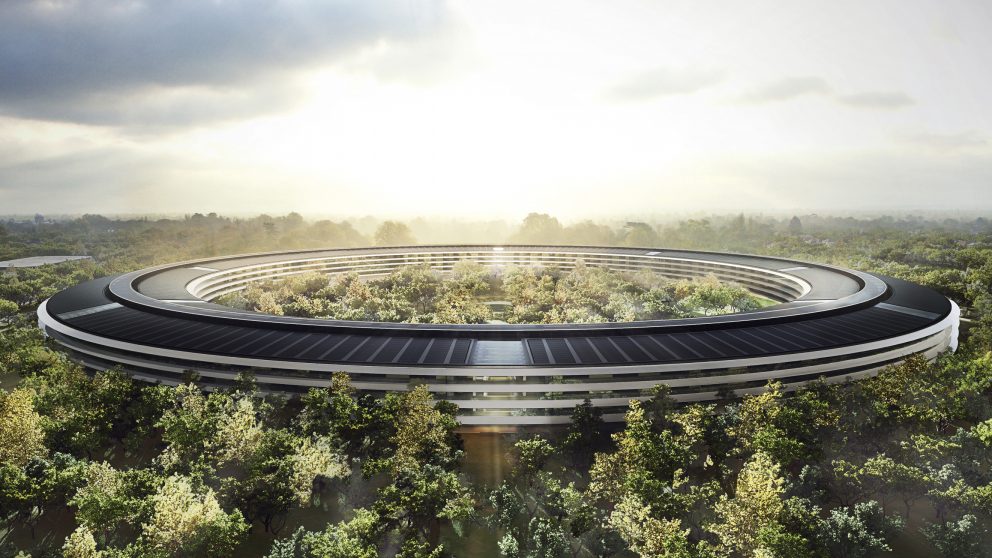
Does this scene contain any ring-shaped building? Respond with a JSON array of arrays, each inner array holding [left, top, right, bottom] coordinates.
[[38, 246, 959, 424]]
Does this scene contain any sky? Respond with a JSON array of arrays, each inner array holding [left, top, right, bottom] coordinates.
[[0, 0, 990, 219]]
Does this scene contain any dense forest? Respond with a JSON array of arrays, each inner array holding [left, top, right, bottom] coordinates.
[[216, 264, 766, 324], [2, 212, 992, 557]]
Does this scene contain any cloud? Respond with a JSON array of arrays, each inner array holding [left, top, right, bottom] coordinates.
[[605, 67, 724, 101], [340, 20, 478, 87], [900, 130, 988, 152], [4, 81, 306, 135], [682, 148, 992, 213], [0, 146, 161, 212], [0, 0, 454, 127], [837, 91, 915, 109], [739, 77, 914, 111], [739, 76, 832, 103]]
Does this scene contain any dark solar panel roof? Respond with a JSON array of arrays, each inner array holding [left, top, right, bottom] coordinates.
[[45, 276, 115, 315], [44, 247, 952, 369], [53, 293, 940, 367]]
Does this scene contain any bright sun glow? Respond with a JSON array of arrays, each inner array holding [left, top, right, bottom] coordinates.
[[2, 0, 991, 216]]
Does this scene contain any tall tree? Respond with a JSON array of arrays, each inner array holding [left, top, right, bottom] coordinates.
[[374, 221, 416, 246], [140, 475, 248, 557], [0, 388, 47, 467], [708, 451, 786, 557], [510, 213, 564, 244]]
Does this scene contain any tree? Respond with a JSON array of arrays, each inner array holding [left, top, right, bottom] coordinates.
[[608, 492, 696, 558], [70, 462, 155, 544], [397, 537, 447, 558], [559, 482, 600, 542], [141, 475, 248, 557], [0, 452, 88, 539], [562, 399, 606, 469], [374, 464, 473, 548], [389, 385, 462, 472], [63, 526, 101, 558], [0, 388, 47, 466], [372, 386, 471, 548], [287, 435, 349, 505], [299, 372, 360, 442], [512, 436, 554, 487], [589, 400, 700, 523], [621, 222, 659, 247], [489, 481, 525, 532], [859, 455, 931, 519], [222, 428, 302, 533], [729, 381, 804, 464], [754, 524, 811, 558], [562, 220, 616, 245], [922, 514, 991, 558], [352, 393, 400, 475], [709, 451, 786, 557], [816, 501, 902, 558], [211, 396, 265, 465], [494, 517, 570, 558], [0, 298, 18, 322], [24, 364, 138, 457], [156, 383, 219, 474], [223, 254, 763, 325], [374, 221, 416, 246], [266, 508, 381, 558], [863, 353, 949, 426], [510, 213, 563, 244], [523, 516, 568, 558], [644, 384, 677, 432]]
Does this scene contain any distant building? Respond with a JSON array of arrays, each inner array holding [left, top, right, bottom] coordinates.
[[0, 255, 93, 273]]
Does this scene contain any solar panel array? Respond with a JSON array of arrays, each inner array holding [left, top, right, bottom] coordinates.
[[60, 305, 475, 365], [523, 306, 934, 365], [59, 301, 934, 367]]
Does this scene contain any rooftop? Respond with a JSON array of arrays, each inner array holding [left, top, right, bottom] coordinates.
[[0, 255, 92, 269]]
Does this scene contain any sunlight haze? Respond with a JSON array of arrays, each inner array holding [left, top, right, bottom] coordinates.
[[1, 0, 990, 217]]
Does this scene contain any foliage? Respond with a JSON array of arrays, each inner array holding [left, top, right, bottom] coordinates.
[[608, 492, 695, 558], [266, 509, 380, 558], [0, 387, 47, 467], [3, 211, 992, 556], [815, 501, 902, 558], [374, 221, 416, 247], [220, 261, 766, 325], [140, 474, 248, 557], [708, 451, 786, 556], [922, 514, 992, 558]]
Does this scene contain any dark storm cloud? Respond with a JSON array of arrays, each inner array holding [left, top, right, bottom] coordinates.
[[605, 67, 724, 101], [7, 81, 306, 134], [0, 0, 452, 127]]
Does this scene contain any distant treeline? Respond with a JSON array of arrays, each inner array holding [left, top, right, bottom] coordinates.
[[3, 210, 991, 265]]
